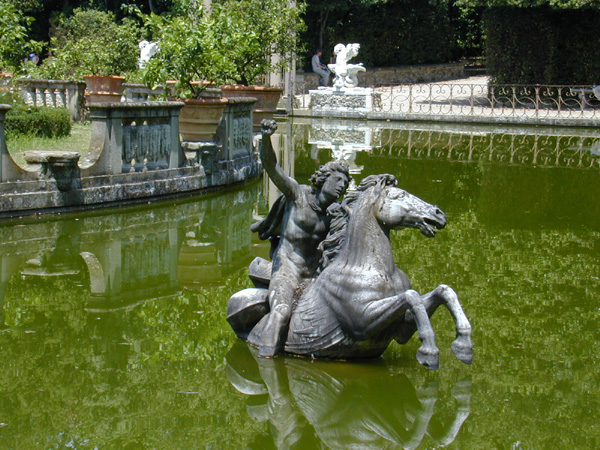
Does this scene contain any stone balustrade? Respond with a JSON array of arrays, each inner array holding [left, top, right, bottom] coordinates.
[[0, 98, 262, 217], [83, 101, 184, 175], [15, 79, 86, 121]]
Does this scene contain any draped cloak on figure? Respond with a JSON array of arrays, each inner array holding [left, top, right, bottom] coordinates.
[[250, 194, 286, 260]]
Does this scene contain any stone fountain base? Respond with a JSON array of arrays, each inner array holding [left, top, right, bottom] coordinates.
[[309, 86, 381, 114]]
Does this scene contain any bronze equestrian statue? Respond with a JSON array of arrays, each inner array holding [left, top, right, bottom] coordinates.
[[228, 120, 473, 369]]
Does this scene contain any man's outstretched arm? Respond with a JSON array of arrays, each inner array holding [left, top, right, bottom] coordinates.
[[260, 120, 298, 199]]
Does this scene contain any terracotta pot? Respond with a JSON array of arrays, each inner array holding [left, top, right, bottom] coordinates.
[[179, 97, 228, 142], [221, 85, 283, 130], [84, 75, 125, 103]]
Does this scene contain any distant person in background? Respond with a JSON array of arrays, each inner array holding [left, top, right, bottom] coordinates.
[[311, 49, 330, 87]]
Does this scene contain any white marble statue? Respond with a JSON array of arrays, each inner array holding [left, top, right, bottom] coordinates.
[[328, 43, 366, 89], [138, 40, 160, 69]]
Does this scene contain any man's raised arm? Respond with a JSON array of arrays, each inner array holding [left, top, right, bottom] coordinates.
[[259, 120, 298, 198]]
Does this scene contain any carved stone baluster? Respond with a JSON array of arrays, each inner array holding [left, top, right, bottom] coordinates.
[[122, 124, 134, 173], [146, 124, 160, 170], [35, 88, 45, 106], [45, 88, 55, 107], [158, 123, 170, 169], [22, 88, 35, 106], [135, 124, 148, 172], [55, 89, 66, 108]]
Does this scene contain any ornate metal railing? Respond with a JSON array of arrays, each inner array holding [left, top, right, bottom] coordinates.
[[293, 80, 600, 123]]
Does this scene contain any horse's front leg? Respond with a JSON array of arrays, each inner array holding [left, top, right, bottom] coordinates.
[[345, 290, 440, 369], [395, 285, 472, 364]]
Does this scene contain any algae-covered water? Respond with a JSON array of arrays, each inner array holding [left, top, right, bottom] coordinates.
[[0, 119, 599, 449]]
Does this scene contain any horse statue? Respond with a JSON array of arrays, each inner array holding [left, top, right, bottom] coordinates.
[[328, 43, 366, 89], [228, 174, 473, 369]]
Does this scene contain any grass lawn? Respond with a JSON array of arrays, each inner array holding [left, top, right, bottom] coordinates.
[[6, 122, 92, 168]]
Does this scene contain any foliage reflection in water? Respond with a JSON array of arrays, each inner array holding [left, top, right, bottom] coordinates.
[[0, 119, 599, 448]]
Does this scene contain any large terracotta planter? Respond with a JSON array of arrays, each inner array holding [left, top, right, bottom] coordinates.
[[221, 85, 283, 130], [179, 97, 228, 142], [84, 75, 125, 103]]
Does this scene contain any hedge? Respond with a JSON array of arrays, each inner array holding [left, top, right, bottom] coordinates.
[[5, 106, 71, 138], [302, 0, 454, 70], [484, 6, 600, 85]]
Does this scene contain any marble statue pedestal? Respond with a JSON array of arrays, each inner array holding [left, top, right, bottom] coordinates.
[[309, 87, 381, 114]]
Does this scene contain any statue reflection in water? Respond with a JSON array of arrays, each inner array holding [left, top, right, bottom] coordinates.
[[227, 342, 471, 450]]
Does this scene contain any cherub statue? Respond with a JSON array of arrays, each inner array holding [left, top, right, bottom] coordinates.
[[138, 40, 160, 69], [328, 43, 366, 89]]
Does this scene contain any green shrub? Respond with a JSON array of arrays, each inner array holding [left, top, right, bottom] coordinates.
[[211, 0, 306, 86], [36, 8, 142, 80], [0, 1, 42, 72], [302, 0, 453, 69], [5, 106, 71, 138], [0, 87, 22, 107], [139, 4, 233, 99]]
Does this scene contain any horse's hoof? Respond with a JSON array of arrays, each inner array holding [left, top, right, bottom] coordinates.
[[417, 347, 439, 370], [452, 339, 473, 364]]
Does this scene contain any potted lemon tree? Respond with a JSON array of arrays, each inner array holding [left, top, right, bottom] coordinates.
[[212, 0, 306, 128], [140, 4, 233, 142], [36, 9, 141, 102]]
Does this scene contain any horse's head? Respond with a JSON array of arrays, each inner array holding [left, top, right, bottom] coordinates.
[[319, 174, 446, 272], [375, 185, 446, 237]]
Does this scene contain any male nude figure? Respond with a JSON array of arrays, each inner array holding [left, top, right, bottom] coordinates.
[[248, 120, 351, 357]]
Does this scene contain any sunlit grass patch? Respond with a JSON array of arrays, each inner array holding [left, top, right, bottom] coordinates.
[[6, 121, 91, 167]]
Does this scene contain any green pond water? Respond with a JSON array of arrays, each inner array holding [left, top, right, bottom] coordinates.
[[1, 119, 599, 449]]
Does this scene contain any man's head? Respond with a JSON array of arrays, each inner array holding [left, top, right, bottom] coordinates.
[[311, 160, 351, 200], [316, 48, 323, 56]]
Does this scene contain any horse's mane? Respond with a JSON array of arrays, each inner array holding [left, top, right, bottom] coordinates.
[[317, 174, 397, 273]]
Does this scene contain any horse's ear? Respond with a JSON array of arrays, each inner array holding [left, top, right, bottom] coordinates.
[[383, 173, 398, 188], [372, 178, 385, 197], [366, 174, 397, 206], [373, 175, 392, 197]]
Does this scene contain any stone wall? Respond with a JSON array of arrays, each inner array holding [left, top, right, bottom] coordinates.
[[296, 62, 465, 93]]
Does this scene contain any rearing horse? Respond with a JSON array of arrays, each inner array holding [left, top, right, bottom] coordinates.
[[228, 174, 473, 369]]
